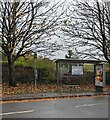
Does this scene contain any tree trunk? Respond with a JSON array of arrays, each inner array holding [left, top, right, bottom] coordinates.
[[108, 60, 110, 64], [8, 56, 16, 87], [104, 55, 110, 64]]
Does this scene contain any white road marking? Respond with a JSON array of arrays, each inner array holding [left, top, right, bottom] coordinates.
[[75, 103, 106, 108], [0, 109, 34, 116]]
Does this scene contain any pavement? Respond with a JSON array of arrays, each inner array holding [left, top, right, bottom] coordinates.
[[1, 91, 110, 101]]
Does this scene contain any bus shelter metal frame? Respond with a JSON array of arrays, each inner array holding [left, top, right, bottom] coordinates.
[[56, 59, 107, 92]]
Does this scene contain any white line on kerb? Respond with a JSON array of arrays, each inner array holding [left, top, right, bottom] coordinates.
[[0, 109, 34, 116]]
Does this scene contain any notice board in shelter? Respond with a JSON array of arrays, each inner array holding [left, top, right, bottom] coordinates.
[[72, 64, 83, 75]]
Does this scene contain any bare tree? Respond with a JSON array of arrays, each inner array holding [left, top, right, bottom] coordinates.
[[0, 0, 65, 86], [62, 0, 110, 63]]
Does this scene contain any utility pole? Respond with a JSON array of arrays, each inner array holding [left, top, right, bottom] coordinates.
[[34, 52, 37, 92]]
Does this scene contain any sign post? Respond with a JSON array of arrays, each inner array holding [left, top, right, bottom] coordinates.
[[95, 64, 106, 92]]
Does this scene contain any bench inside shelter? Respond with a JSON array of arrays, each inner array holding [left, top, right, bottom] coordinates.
[[64, 84, 80, 91]]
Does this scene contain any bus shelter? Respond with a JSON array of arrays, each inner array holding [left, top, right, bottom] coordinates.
[[56, 59, 107, 92]]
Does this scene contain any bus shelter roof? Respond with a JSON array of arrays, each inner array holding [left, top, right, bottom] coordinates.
[[55, 59, 107, 64]]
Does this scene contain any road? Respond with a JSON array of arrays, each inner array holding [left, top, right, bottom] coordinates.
[[1, 96, 108, 118]]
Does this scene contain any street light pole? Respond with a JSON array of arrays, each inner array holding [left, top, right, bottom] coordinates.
[[34, 52, 37, 92]]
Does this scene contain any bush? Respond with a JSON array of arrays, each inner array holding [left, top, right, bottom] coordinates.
[[106, 64, 110, 85], [37, 68, 56, 84], [106, 70, 110, 85]]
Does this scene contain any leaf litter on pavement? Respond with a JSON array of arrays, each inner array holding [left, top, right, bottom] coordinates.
[[2, 83, 110, 95]]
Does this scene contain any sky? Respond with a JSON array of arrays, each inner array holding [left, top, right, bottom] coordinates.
[[37, 0, 85, 60]]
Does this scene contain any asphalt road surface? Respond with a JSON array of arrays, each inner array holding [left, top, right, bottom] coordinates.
[[1, 96, 108, 118]]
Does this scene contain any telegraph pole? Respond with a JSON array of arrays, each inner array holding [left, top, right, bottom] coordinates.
[[34, 52, 37, 92]]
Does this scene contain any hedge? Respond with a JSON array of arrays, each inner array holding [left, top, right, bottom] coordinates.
[[2, 63, 56, 84]]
